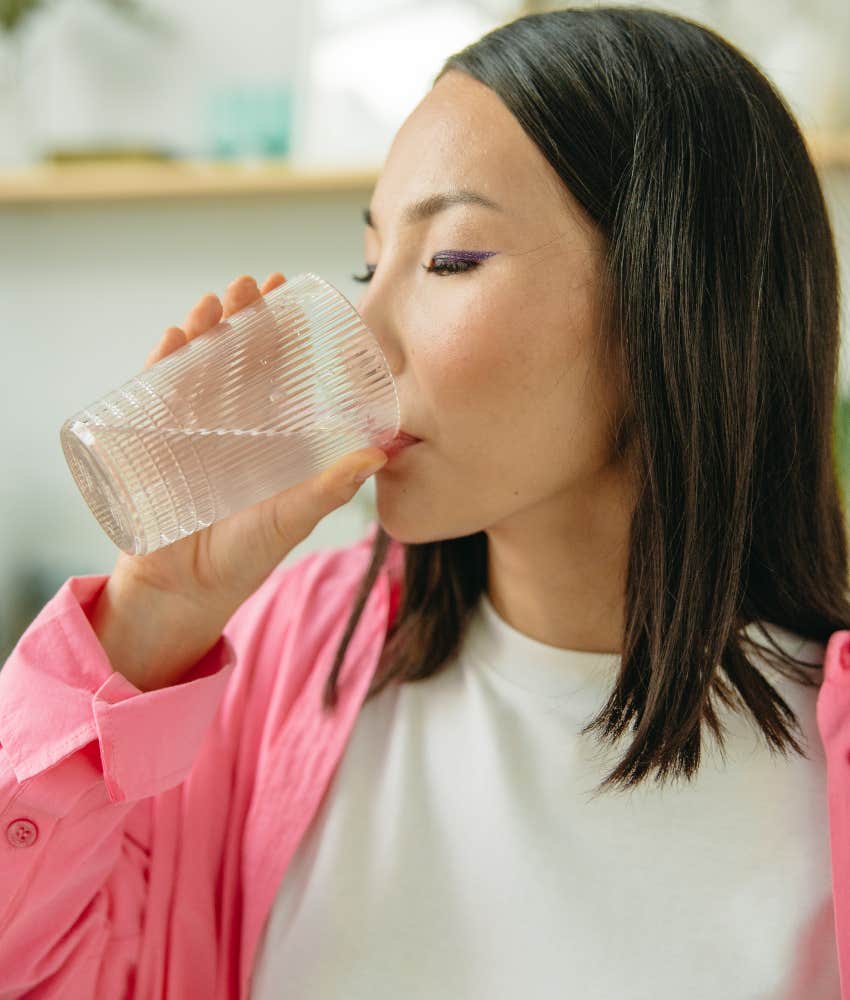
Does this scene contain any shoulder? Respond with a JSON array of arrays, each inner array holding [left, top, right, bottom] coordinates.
[[744, 621, 850, 686], [823, 629, 850, 685], [211, 522, 402, 729]]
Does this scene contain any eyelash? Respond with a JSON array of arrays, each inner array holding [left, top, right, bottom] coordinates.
[[351, 256, 480, 283]]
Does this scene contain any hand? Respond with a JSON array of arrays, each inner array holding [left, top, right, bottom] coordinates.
[[90, 273, 388, 690]]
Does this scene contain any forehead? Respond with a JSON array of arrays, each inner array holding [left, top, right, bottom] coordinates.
[[370, 70, 576, 234]]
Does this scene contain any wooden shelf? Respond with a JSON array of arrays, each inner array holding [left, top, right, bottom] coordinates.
[[0, 159, 380, 205], [0, 132, 847, 206]]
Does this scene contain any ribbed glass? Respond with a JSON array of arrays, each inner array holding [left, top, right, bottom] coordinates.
[[60, 272, 399, 555]]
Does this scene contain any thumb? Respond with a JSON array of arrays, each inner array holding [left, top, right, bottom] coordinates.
[[317, 447, 390, 496], [263, 447, 389, 549]]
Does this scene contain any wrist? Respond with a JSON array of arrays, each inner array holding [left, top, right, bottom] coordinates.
[[89, 571, 225, 691]]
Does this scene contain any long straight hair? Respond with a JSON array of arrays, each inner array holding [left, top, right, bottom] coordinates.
[[322, 5, 850, 793]]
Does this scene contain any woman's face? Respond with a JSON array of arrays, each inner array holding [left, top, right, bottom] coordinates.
[[358, 69, 631, 545]]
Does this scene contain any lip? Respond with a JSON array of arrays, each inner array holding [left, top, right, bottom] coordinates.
[[382, 431, 423, 459]]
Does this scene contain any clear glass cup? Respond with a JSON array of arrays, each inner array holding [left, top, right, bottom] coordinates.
[[60, 272, 399, 555]]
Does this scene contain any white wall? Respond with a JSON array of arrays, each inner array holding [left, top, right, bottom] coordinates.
[[0, 190, 381, 654], [1, 0, 849, 658], [0, 0, 522, 657]]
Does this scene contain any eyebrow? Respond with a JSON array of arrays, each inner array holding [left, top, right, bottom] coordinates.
[[363, 189, 503, 231]]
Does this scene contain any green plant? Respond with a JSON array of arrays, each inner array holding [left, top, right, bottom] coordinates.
[[1, 0, 165, 35]]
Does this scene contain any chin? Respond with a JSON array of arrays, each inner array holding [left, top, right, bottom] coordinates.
[[375, 509, 480, 547], [375, 521, 436, 546], [372, 509, 431, 545]]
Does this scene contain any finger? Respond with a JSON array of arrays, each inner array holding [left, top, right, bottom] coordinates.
[[259, 447, 390, 562], [144, 326, 186, 370], [260, 272, 286, 295], [183, 293, 223, 340], [222, 275, 261, 319]]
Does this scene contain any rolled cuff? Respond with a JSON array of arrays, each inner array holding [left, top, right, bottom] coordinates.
[[0, 575, 236, 802]]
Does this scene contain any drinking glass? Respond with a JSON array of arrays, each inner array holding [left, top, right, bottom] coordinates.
[[60, 272, 399, 555]]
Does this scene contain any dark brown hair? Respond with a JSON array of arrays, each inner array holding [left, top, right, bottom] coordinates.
[[322, 5, 850, 793]]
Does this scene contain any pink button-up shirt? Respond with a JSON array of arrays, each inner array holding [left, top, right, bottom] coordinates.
[[1, 521, 849, 998]]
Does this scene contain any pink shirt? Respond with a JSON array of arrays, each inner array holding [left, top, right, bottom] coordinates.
[[1, 520, 849, 998]]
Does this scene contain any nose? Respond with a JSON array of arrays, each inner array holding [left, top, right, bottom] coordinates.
[[353, 282, 403, 378]]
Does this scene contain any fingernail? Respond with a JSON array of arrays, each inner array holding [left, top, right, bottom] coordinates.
[[352, 456, 388, 484]]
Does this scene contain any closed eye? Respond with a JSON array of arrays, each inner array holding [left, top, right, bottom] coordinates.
[[351, 266, 375, 283], [422, 257, 481, 277], [352, 254, 483, 283]]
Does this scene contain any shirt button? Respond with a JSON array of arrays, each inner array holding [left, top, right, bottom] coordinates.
[[6, 819, 38, 848]]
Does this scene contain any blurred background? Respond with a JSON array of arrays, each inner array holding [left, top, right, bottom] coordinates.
[[1, 0, 849, 661]]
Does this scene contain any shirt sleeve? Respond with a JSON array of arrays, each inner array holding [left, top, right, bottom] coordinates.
[[0, 574, 237, 800], [0, 572, 239, 996]]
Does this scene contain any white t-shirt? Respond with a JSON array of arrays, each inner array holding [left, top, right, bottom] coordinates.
[[251, 593, 839, 999]]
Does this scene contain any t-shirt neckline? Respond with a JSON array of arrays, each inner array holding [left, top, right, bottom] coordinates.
[[463, 592, 622, 701]]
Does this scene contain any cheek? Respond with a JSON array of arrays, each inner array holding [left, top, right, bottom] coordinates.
[[406, 265, 613, 466], [416, 314, 520, 438], [417, 281, 576, 415]]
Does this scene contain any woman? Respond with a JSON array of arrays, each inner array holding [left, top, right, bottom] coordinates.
[[1, 6, 849, 998]]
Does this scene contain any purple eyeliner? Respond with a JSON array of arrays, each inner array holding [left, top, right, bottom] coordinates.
[[436, 250, 498, 261]]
